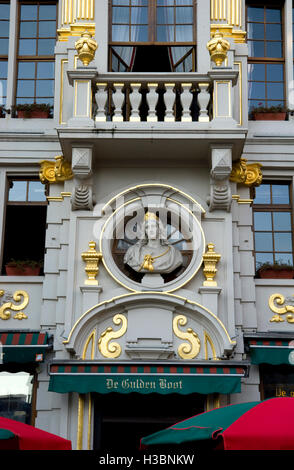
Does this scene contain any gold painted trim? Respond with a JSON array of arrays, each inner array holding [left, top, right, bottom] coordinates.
[[173, 315, 201, 359], [234, 61, 242, 126], [63, 291, 235, 347], [100, 196, 205, 294], [74, 80, 91, 118], [77, 394, 84, 450], [46, 192, 72, 202], [82, 329, 96, 359], [87, 394, 92, 450], [210, 25, 246, 44], [101, 183, 206, 215], [232, 195, 253, 204], [58, 24, 96, 42], [204, 331, 217, 360], [214, 80, 232, 119], [59, 59, 68, 125]]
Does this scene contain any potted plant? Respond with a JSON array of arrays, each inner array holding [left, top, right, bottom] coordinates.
[[0, 106, 5, 118], [13, 103, 53, 119], [251, 103, 287, 121], [257, 261, 294, 279], [5, 259, 43, 276]]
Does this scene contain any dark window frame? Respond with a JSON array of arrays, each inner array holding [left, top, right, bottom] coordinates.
[[252, 181, 294, 272], [246, 1, 286, 114]]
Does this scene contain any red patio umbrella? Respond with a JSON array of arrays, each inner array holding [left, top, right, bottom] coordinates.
[[141, 397, 294, 450], [0, 417, 72, 450]]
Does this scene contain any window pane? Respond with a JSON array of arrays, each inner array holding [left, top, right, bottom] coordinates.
[[274, 233, 292, 252], [20, 4, 37, 20], [16, 97, 34, 104], [19, 39, 37, 55], [254, 212, 272, 231], [131, 25, 148, 41], [8, 181, 27, 201], [273, 212, 292, 231], [0, 3, 10, 20], [266, 41, 282, 58], [113, 0, 130, 4], [247, 6, 264, 22], [37, 61, 54, 78], [38, 39, 55, 55], [256, 252, 274, 266], [18, 62, 35, 79], [113, 6, 129, 23], [112, 24, 129, 41], [157, 7, 174, 24], [0, 61, 8, 79], [0, 372, 33, 424], [39, 5, 56, 20], [131, 7, 148, 24], [266, 8, 281, 23], [254, 184, 271, 204], [28, 181, 46, 201], [17, 80, 34, 97], [267, 82, 284, 100], [272, 185, 290, 204], [266, 24, 282, 41], [157, 25, 174, 41], [267, 64, 283, 82], [39, 21, 56, 38], [157, 0, 174, 5], [131, 0, 148, 5], [248, 82, 265, 100], [255, 232, 273, 251], [20, 21, 37, 38], [0, 20, 9, 37], [275, 253, 293, 265], [0, 38, 9, 55], [176, 7, 193, 24], [248, 22, 264, 40], [248, 41, 264, 57], [176, 0, 193, 4], [248, 63, 265, 81], [176, 25, 193, 41], [35, 96, 53, 106], [36, 79, 54, 97]]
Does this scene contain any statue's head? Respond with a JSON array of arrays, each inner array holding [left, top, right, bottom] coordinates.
[[140, 212, 166, 243]]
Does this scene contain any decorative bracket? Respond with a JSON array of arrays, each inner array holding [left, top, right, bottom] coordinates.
[[39, 155, 73, 184], [269, 293, 294, 324], [230, 158, 263, 187], [202, 243, 221, 287], [173, 315, 201, 359], [81, 241, 102, 286], [71, 147, 96, 210], [0, 290, 29, 320], [209, 147, 232, 211], [98, 314, 128, 359]]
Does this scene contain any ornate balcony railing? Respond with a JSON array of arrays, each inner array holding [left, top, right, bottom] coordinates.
[[95, 73, 212, 123]]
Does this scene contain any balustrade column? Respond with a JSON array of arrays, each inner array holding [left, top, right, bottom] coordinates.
[[112, 83, 124, 122], [129, 83, 142, 122], [95, 83, 107, 122], [164, 83, 175, 122], [198, 83, 210, 123], [147, 83, 158, 122], [181, 83, 192, 122]]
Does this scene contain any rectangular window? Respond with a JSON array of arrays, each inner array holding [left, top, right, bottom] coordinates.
[[109, 0, 196, 72], [0, 371, 36, 425], [1, 178, 47, 275], [0, 1, 10, 112], [15, 2, 57, 112], [253, 182, 293, 272], [247, 2, 285, 114]]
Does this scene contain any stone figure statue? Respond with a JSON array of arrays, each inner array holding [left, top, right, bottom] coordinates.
[[124, 212, 183, 274]]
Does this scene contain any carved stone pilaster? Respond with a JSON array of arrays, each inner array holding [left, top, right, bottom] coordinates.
[[71, 147, 96, 211], [208, 147, 232, 212]]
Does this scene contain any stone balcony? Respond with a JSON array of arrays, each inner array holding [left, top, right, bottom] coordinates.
[[58, 67, 247, 163]]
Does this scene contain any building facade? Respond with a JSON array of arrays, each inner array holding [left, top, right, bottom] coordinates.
[[0, 0, 294, 451]]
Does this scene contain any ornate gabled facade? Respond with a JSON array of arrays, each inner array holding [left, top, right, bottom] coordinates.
[[0, 0, 294, 451]]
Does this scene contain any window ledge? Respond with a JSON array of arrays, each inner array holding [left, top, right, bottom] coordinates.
[[0, 275, 44, 284], [255, 278, 294, 286]]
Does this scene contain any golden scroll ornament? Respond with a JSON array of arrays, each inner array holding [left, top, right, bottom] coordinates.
[[39, 155, 73, 184], [173, 315, 201, 359], [98, 314, 127, 359], [0, 290, 29, 320], [230, 158, 262, 187], [269, 293, 294, 324]]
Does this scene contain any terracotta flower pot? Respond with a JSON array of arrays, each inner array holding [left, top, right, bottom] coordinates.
[[5, 265, 41, 276], [259, 269, 294, 279], [253, 112, 286, 121], [17, 110, 50, 119]]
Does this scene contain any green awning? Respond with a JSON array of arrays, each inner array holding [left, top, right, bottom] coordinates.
[[248, 340, 294, 365], [0, 332, 50, 363], [0, 429, 15, 440], [48, 363, 247, 395]]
